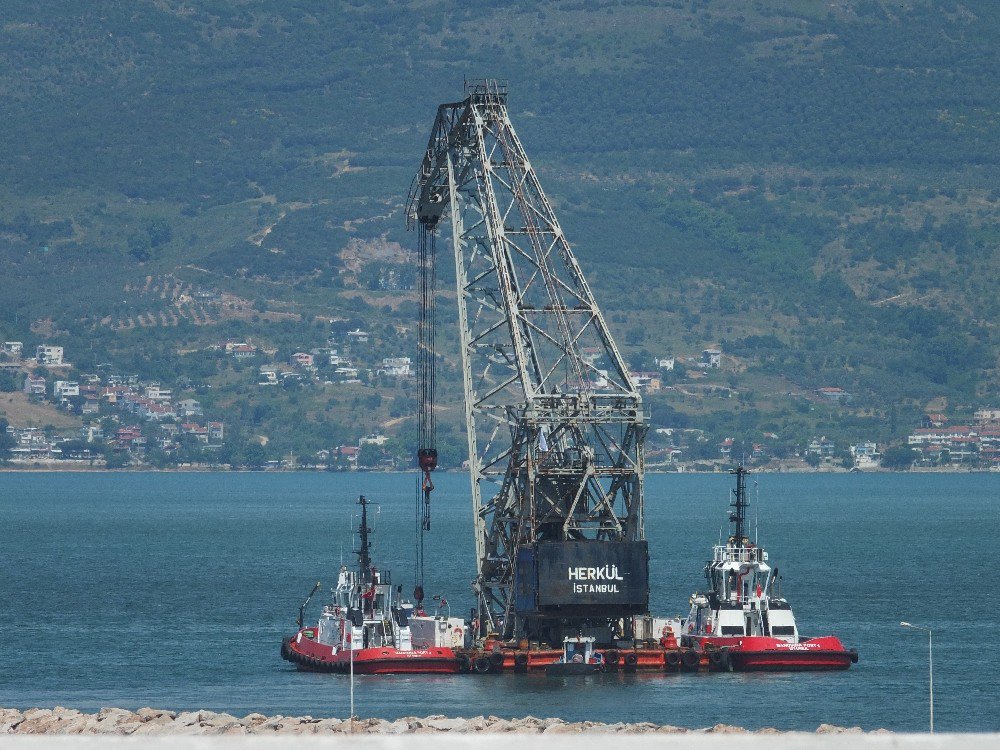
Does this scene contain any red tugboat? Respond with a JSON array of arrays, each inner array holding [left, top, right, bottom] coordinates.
[[281, 495, 466, 675], [682, 466, 859, 671]]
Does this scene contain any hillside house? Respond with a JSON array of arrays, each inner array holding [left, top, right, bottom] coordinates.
[[53, 380, 80, 400], [335, 366, 360, 382], [1, 341, 22, 360], [380, 357, 412, 377], [180, 423, 209, 443], [116, 427, 146, 448], [144, 384, 172, 403], [23, 375, 46, 396], [346, 329, 370, 345], [850, 442, 880, 468], [974, 409, 1000, 424], [36, 345, 64, 366], [207, 422, 225, 442], [655, 357, 675, 371], [702, 348, 722, 368], [225, 341, 257, 359], [176, 399, 203, 418], [291, 352, 315, 368], [258, 368, 278, 386], [817, 387, 851, 403], [806, 436, 837, 458], [923, 413, 949, 428], [629, 371, 662, 393]]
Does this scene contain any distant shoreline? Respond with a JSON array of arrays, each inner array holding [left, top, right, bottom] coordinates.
[[0, 464, 996, 475]]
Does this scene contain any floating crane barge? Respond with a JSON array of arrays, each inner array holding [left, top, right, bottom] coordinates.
[[283, 80, 853, 676]]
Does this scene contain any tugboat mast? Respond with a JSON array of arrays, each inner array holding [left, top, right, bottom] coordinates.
[[356, 494, 373, 586], [728, 465, 749, 549]]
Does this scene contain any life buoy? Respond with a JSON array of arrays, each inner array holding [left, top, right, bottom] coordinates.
[[664, 650, 681, 669], [453, 627, 464, 639], [661, 625, 671, 638]]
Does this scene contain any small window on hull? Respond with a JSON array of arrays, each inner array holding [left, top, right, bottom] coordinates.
[[770, 626, 795, 636], [721, 626, 745, 635]]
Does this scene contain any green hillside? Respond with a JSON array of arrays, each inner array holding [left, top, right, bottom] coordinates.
[[1, 0, 998, 465]]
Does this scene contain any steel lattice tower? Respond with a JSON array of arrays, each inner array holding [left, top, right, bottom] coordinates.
[[408, 80, 648, 642]]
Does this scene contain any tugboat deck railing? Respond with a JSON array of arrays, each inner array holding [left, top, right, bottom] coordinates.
[[712, 545, 765, 563]]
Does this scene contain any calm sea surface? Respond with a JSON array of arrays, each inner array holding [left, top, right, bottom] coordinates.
[[0, 471, 997, 731]]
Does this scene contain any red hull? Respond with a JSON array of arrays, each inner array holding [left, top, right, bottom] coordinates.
[[282, 629, 461, 675], [695, 635, 857, 672]]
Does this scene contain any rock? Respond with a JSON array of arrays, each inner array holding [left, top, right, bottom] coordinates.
[[656, 724, 687, 733], [88, 708, 140, 735], [707, 723, 748, 734], [463, 716, 489, 731], [136, 707, 175, 722], [816, 724, 847, 734], [312, 718, 344, 733], [240, 713, 268, 727], [173, 711, 202, 727], [131, 718, 178, 735], [426, 717, 468, 731], [201, 712, 238, 728], [542, 722, 580, 734]]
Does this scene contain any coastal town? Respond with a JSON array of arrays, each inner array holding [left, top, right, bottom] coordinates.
[[2, 337, 998, 473]]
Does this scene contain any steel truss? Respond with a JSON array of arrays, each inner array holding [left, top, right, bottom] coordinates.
[[408, 80, 647, 640]]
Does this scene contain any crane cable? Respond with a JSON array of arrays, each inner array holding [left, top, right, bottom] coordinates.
[[414, 222, 437, 598]]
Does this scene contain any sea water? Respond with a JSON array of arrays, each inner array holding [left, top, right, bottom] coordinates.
[[0, 471, 996, 731]]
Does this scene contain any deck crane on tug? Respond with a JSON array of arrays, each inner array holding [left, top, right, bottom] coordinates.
[[407, 80, 650, 649]]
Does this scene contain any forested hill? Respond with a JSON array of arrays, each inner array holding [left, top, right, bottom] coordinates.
[[1, 1, 998, 462]]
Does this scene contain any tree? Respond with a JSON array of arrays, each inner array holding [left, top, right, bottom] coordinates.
[[358, 443, 385, 468], [0, 418, 14, 461], [241, 443, 269, 469], [880, 445, 916, 470]]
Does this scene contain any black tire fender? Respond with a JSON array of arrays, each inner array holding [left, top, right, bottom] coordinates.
[[605, 649, 620, 666], [664, 650, 681, 669], [489, 651, 505, 670], [681, 649, 700, 670], [473, 656, 492, 674], [624, 652, 639, 667], [708, 648, 729, 670]]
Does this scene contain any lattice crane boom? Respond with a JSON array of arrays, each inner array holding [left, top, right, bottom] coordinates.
[[408, 80, 649, 643]]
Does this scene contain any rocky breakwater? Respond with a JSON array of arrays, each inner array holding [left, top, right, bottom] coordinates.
[[0, 707, 884, 736]]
